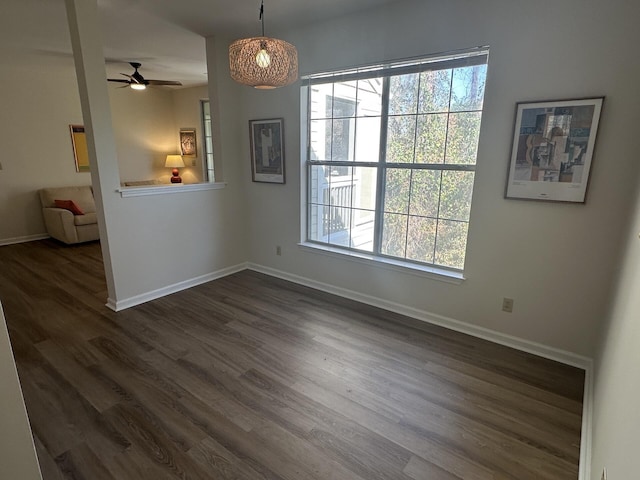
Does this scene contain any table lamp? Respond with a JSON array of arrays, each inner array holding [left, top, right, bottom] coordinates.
[[165, 154, 185, 183]]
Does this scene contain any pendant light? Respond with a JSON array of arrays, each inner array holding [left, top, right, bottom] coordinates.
[[229, 0, 298, 89]]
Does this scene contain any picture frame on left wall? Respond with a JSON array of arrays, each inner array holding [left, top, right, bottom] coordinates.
[[249, 118, 285, 184], [69, 125, 90, 172]]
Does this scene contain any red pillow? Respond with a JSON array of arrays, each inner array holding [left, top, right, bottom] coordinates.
[[54, 199, 84, 215]]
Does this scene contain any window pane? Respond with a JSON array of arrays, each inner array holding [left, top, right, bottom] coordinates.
[[435, 220, 469, 269], [331, 118, 355, 161], [409, 170, 440, 218], [328, 206, 351, 247], [445, 112, 482, 164], [419, 69, 452, 113], [387, 116, 416, 163], [384, 168, 410, 214], [350, 208, 375, 252], [406, 216, 436, 263], [309, 119, 329, 161], [357, 78, 383, 117], [355, 116, 381, 162], [353, 167, 378, 211], [331, 88, 357, 117], [439, 171, 474, 221], [328, 176, 354, 208], [382, 213, 407, 257], [450, 65, 487, 112], [415, 114, 447, 164], [389, 73, 419, 115], [308, 203, 328, 243], [310, 84, 333, 119], [309, 165, 329, 205]]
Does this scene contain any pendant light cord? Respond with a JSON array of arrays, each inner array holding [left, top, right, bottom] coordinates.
[[259, 0, 265, 36]]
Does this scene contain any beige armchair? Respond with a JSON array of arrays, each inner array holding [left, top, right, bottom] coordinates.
[[38, 186, 100, 244]]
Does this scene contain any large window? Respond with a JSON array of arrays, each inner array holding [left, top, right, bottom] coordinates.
[[303, 48, 488, 271]]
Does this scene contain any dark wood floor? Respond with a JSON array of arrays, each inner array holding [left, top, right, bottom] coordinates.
[[0, 239, 585, 480]]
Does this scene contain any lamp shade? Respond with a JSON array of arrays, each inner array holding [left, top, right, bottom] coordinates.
[[165, 154, 185, 168], [229, 36, 298, 89]]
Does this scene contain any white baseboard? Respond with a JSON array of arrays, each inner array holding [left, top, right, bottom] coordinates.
[[248, 263, 591, 369], [0, 234, 49, 247], [105, 262, 248, 312], [247, 262, 594, 480], [579, 366, 593, 480]]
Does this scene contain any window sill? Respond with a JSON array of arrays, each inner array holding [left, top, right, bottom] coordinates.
[[297, 242, 465, 285], [117, 182, 226, 198]]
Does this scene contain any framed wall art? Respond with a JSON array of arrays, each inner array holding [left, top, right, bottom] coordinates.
[[505, 97, 604, 203], [179, 129, 197, 157], [249, 118, 285, 184], [69, 125, 90, 173]]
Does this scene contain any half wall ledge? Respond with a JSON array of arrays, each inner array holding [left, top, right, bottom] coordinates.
[[117, 182, 226, 198]]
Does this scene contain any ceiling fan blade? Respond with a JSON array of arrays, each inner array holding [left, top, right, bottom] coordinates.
[[107, 78, 131, 84], [146, 80, 183, 86]]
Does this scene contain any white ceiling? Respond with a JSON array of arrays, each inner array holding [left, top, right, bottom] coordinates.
[[0, 0, 400, 87]]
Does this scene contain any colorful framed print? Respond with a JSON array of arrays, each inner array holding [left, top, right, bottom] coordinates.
[[506, 97, 604, 203]]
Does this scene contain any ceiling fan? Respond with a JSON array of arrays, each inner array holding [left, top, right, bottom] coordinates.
[[107, 62, 182, 90]]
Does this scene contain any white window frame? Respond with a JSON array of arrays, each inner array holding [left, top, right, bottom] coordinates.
[[200, 99, 215, 182], [300, 47, 489, 278]]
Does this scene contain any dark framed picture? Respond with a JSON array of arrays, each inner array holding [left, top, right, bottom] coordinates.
[[249, 118, 285, 184], [505, 97, 604, 203], [180, 129, 197, 157], [69, 125, 90, 172]]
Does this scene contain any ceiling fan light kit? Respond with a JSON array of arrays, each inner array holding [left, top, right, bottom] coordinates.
[[229, 1, 298, 89]]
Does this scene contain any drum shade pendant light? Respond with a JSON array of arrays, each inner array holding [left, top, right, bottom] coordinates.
[[229, 0, 298, 89]]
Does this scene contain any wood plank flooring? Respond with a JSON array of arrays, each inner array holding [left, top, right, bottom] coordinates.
[[0, 239, 585, 479]]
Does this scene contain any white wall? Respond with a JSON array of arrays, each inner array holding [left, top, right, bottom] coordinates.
[[236, 0, 640, 357], [590, 169, 640, 479], [0, 303, 42, 480]]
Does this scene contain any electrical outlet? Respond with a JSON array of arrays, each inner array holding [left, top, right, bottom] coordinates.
[[502, 297, 514, 313], [601, 467, 607, 480], [276, 245, 282, 256]]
